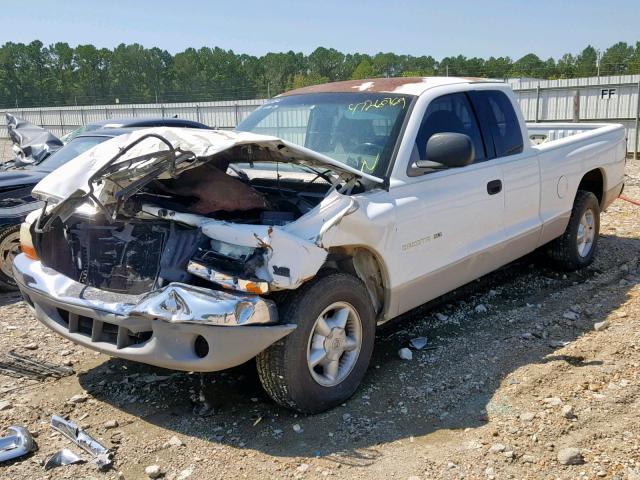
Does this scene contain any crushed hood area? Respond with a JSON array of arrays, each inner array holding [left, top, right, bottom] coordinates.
[[33, 127, 383, 206], [29, 127, 369, 294]]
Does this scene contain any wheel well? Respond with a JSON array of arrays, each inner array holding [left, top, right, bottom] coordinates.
[[577, 169, 604, 207], [322, 247, 387, 317]]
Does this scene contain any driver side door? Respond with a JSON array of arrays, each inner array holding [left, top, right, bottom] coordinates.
[[390, 92, 507, 315]]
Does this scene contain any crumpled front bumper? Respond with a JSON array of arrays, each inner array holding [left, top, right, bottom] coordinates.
[[13, 253, 295, 372]]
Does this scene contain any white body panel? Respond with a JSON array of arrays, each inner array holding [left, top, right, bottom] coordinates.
[[320, 84, 626, 320], [30, 79, 627, 324]]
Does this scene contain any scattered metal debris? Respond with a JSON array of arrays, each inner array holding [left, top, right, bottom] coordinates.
[[50, 416, 112, 470], [398, 348, 413, 360], [0, 426, 36, 463], [44, 448, 84, 470], [410, 337, 428, 350], [0, 351, 74, 380]]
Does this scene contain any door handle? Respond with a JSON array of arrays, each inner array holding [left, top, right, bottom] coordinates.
[[487, 179, 502, 195]]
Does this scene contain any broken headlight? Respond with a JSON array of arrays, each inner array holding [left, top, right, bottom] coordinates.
[[208, 239, 255, 261], [20, 209, 40, 260], [187, 239, 269, 294]]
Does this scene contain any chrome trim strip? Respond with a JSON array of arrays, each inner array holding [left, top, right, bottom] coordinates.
[[0, 426, 36, 463]]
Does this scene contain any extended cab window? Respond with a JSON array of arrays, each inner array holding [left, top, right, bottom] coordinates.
[[473, 90, 524, 157], [415, 93, 486, 162]]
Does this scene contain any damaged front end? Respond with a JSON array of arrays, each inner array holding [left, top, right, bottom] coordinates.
[[14, 127, 369, 371]]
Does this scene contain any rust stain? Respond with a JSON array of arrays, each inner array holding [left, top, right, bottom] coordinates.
[[253, 233, 272, 251], [279, 77, 428, 96], [158, 163, 269, 214], [279, 77, 497, 97]]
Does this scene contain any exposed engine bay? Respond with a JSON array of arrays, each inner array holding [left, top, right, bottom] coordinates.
[[31, 128, 377, 296], [34, 159, 334, 296], [139, 148, 341, 225]]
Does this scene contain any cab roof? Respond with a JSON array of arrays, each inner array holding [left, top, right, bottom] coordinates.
[[279, 76, 501, 97]]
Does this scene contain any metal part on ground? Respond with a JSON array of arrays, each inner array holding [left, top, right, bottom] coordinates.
[[50, 416, 112, 470], [0, 351, 74, 379], [0, 426, 36, 463], [44, 448, 84, 470], [410, 337, 429, 350]]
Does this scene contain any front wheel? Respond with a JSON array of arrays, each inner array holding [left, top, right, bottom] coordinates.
[[256, 272, 375, 413], [546, 190, 600, 271], [0, 225, 21, 290]]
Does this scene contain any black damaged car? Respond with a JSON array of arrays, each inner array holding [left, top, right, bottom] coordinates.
[[0, 118, 211, 289]]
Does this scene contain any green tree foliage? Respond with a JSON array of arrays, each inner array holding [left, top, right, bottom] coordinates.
[[1, 40, 639, 108], [484, 57, 512, 79], [556, 53, 576, 78], [631, 42, 640, 75], [308, 47, 344, 81], [510, 53, 547, 78], [351, 59, 375, 79], [575, 46, 598, 77], [291, 72, 329, 89], [600, 42, 635, 75]]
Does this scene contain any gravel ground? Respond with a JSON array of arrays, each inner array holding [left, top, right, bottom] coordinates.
[[0, 161, 638, 480]]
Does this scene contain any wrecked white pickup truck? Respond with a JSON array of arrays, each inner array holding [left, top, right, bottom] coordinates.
[[14, 77, 626, 413]]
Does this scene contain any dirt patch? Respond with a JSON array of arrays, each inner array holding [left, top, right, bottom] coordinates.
[[0, 162, 639, 480]]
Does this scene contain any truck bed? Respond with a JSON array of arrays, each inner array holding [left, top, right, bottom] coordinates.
[[527, 122, 624, 147], [524, 121, 626, 248]]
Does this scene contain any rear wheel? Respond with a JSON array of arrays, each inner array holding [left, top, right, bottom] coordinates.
[[0, 225, 21, 290], [256, 272, 375, 413], [546, 190, 600, 271]]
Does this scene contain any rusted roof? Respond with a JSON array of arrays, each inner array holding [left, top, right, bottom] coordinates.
[[279, 77, 498, 97]]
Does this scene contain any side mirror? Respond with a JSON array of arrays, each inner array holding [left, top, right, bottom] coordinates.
[[415, 132, 475, 170]]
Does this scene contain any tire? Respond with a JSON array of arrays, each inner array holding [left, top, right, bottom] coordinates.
[[0, 225, 21, 290], [256, 272, 375, 413], [546, 190, 600, 271]]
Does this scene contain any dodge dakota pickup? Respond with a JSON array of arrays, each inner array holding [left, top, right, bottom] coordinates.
[[13, 77, 626, 413]]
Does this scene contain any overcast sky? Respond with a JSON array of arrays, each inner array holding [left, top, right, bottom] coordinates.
[[2, 0, 638, 59]]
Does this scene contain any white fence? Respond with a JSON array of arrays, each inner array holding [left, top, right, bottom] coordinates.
[[1, 99, 268, 138], [2, 74, 640, 157], [510, 74, 640, 157]]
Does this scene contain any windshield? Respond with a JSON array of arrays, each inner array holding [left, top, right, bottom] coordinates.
[[59, 123, 103, 143], [37, 135, 110, 172], [236, 92, 413, 178]]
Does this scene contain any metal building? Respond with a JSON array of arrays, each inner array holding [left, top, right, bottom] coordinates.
[[509, 74, 640, 158]]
